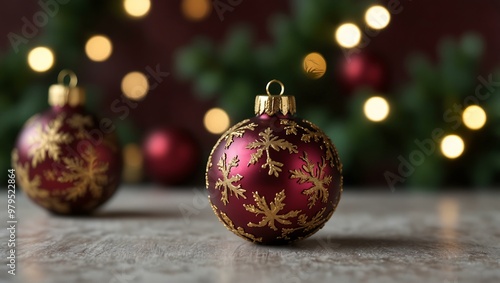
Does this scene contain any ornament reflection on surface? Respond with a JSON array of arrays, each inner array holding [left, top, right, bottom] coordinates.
[[181, 0, 211, 21]]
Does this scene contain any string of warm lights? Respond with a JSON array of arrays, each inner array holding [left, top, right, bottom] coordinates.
[[334, 5, 392, 127], [204, 107, 230, 134], [441, 134, 465, 159], [363, 96, 390, 122], [121, 71, 149, 101], [437, 105, 486, 159], [24, 2, 487, 162], [27, 46, 55, 72], [181, 0, 212, 21], [302, 52, 327, 79], [124, 0, 151, 18], [24, 0, 154, 182], [335, 23, 362, 49], [85, 35, 113, 62], [462, 105, 487, 130], [331, 4, 489, 160]]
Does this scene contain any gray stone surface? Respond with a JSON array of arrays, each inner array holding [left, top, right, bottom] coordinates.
[[0, 187, 499, 283]]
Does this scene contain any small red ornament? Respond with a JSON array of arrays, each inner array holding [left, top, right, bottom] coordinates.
[[206, 80, 343, 244], [143, 127, 200, 185], [12, 70, 122, 215], [338, 52, 388, 94]]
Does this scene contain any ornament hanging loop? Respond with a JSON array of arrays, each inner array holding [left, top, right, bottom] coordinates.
[[57, 69, 78, 87], [49, 69, 84, 107], [266, 79, 285, 96], [256, 79, 295, 115]]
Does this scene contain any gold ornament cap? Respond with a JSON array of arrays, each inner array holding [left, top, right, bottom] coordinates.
[[255, 79, 296, 116], [48, 69, 85, 107]]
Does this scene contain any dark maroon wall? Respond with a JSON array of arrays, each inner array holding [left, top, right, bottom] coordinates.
[[2, 0, 500, 153]]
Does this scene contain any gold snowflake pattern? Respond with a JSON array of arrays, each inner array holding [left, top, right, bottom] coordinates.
[[282, 119, 299, 135], [280, 119, 341, 169], [303, 120, 341, 170], [297, 208, 331, 232], [28, 114, 73, 167], [290, 152, 332, 208], [210, 201, 263, 243], [279, 208, 333, 240], [298, 210, 334, 241], [244, 190, 301, 231], [67, 114, 93, 139], [43, 169, 57, 181], [215, 153, 246, 205], [57, 145, 109, 201], [12, 149, 48, 199], [223, 121, 257, 149], [12, 149, 70, 213], [247, 127, 298, 177], [206, 120, 256, 190]]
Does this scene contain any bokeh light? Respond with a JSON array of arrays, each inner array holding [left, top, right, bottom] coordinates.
[[121, 71, 149, 100], [181, 0, 211, 21], [462, 105, 487, 130], [123, 0, 151, 18], [85, 35, 113, 62], [365, 5, 391, 30], [363, 96, 390, 122], [204, 108, 230, 134], [27, 47, 54, 72], [335, 23, 362, 48], [440, 135, 464, 159], [146, 133, 168, 157], [122, 143, 143, 183], [303, 52, 327, 79], [438, 197, 459, 228]]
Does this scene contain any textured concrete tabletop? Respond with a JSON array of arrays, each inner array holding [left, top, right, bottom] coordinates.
[[0, 187, 499, 283]]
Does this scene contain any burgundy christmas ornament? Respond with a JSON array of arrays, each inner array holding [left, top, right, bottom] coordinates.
[[338, 52, 388, 94], [206, 79, 343, 244], [143, 127, 200, 185], [12, 70, 122, 215]]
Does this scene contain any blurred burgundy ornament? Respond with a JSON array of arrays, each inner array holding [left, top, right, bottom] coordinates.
[[337, 52, 388, 94], [206, 80, 343, 244], [12, 70, 122, 215], [142, 127, 200, 186]]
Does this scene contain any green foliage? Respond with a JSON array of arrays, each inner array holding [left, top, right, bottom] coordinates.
[[175, 1, 500, 188], [0, 1, 135, 183]]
